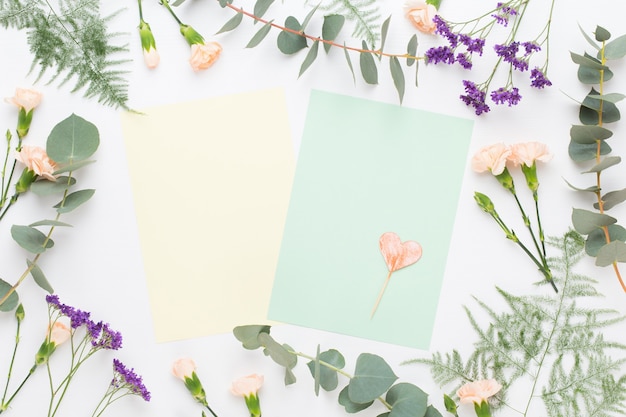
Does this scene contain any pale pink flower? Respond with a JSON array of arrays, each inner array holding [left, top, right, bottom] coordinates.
[[189, 42, 222, 72], [508, 142, 553, 167], [457, 379, 502, 404], [4, 87, 42, 113], [230, 374, 264, 397], [471, 143, 511, 175], [143, 48, 160, 69], [48, 321, 71, 346], [172, 357, 197, 380], [404, 0, 438, 34], [15, 145, 57, 181]]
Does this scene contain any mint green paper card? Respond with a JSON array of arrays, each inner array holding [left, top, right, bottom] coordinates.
[[268, 90, 473, 349]]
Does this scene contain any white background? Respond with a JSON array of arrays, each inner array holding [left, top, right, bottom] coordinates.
[[1, 0, 626, 416]]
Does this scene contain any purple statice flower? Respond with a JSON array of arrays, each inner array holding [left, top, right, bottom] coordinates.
[[425, 46, 456, 65], [491, 87, 522, 106], [433, 15, 458, 47], [530, 67, 552, 89], [112, 359, 151, 401], [494, 42, 528, 71], [90, 322, 123, 350], [522, 42, 541, 56], [456, 53, 473, 69], [460, 35, 486, 56], [492, 2, 518, 26], [46, 294, 91, 328], [460, 80, 490, 115]]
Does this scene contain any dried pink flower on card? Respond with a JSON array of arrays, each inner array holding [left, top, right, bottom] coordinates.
[[379, 232, 423, 272]]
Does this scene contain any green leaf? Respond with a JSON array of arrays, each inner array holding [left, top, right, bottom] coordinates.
[[344, 44, 356, 83], [30, 176, 76, 196], [570, 125, 613, 144], [379, 16, 391, 60], [386, 383, 428, 417], [312, 344, 321, 395], [218, 0, 233, 7], [596, 188, 626, 211], [246, 20, 273, 48], [47, 114, 99, 164], [283, 342, 297, 385], [583, 156, 621, 173], [424, 405, 444, 417], [568, 140, 611, 162], [215, 11, 243, 34], [406, 34, 418, 66], [570, 51, 608, 70], [594, 25, 611, 42], [587, 93, 626, 104], [299, 40, 319, 77], [577, 54, 613, 84], [233, 325, 271, 349], [253, 0, 274, 21], [389, 56, 405, 103], [54, 189, 95, 214], [322, 15, 345, 53], [572, 208, 617, 235], [300, 4, 319, 32], [338, 385, 373, 412], [0, 279, 19, 312], [277, 16, 307, 54], [596, 240, 626, 266], [258, 332, 297, 368], [52, 159, 96, 175], [307, 348, 345, 392], [585, 225, 626, 256], [29, 220, 72, 228], [11, 225, 54, 254], [578, 24, 600, 50], [349, 353, 398, 403], [580, 88, 621, 124], [359, 41, 378, 84], [27, 260, 53, 293], [563, 178, 599, 193], [605, 34, 626, 59]]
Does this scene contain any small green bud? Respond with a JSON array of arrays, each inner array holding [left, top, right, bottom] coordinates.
[[15, 303, 25, 323], [443, 393, 458, 415], [474, 192, 495, 214], [15, 168, 37, 194]]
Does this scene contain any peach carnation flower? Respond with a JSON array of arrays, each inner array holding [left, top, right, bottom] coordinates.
[[471, 143, 511, 175], [404, 0, 438, 34], [4, 87, 42, 113], [231, 374, 264, 397], [172, 357, 197, 380], [189, 42, 222, 72], [508, 141, 553, 167], [48, 321, 71, 346], [15, 145, 57, 181], [457, 379, 502, 404]]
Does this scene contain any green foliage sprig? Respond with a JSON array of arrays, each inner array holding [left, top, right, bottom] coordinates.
[[205, 0, 420, 103], [409, 231, 626, 417], [0, 0, 130, 109], [566, 25, 626, 291], [233, 325, 443, 417], [0, 114, 99, 311]]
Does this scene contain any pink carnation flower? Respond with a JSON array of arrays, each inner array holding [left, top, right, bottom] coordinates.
[[230, 374, 264, 397], [457, 379, 502, 404], [471, 143, 511, 175], [508, 141, 553, 167], [15, 145, 57, 181]]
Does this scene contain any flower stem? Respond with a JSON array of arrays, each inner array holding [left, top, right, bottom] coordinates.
[[160, 0, 184, 25], [2, 364, 37, 412]]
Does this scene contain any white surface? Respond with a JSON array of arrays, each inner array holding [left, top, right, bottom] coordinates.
[[0, 1, 625, 416]]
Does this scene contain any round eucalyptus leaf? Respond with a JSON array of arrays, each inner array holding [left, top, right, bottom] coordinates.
[[277, 16, 307, 54], [386, 383, 428, 417], [572, 208, 616, 235], [349, 353, 398, 403], [596, 240, 626, 267], [338, 385, 373, 412], [585, 225, 626, 256], [54, 189, 95, 214], [0, 279, 19, 312], [30, 176, 76, 196], [47, 114, 100, 164], [11, 225, 54, 254]]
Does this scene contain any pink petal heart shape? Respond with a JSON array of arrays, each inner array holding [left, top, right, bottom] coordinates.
[[379, 232, 422, 272]]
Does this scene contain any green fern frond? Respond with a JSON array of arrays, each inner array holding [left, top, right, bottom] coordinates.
[[2, 0, 129, 109], [307, 0, 381, 47], [411, 231, 626, 417]]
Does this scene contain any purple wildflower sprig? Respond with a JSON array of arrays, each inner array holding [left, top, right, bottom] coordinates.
[[91, 359, 150, 417], [425, 0, 556, 114], [44, 295, 125, 417]]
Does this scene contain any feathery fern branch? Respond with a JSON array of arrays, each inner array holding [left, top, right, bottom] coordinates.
[[307, 0, 381, 47], [1, 0, 130, 109], [407, 230, 626, 417]]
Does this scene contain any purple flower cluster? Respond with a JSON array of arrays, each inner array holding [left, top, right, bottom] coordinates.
[[530, 67, 552, 89], [490, 87, 522, 106], [460, 80, 490, 115], [46, 294, 122, 351], [494, 42, 528, 72], [492, 2, 518, 26], [426, 16, 484, 69], [112, 359, 151, 401]]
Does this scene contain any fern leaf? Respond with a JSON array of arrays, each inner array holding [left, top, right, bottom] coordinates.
[[306, 0, 381, 47]]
